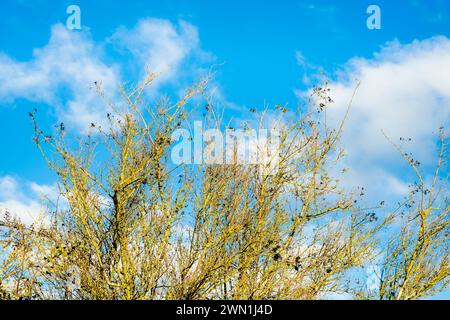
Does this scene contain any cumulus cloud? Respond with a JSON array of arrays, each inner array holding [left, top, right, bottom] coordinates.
[[0, 19, 210, 131], [0, 176, 59, 225], [0, 24, 120, 131], [110, 19, 211, 84], [297, 36, 450, 201]]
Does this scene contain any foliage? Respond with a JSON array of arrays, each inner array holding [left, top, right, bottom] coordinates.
[[0, 75, 448, 300]]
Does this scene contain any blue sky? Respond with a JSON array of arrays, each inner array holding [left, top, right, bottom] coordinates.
[[0, 0, 449, 298], [0, 0, 449, 182]]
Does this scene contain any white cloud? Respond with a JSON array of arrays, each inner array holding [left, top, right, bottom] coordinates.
[[29, 182, 60, 204], [0, 24, 120, 131], [297, 36, 450, 201], [0, 176, 58, 225], [0, 176, 20, 200], [110, 19, 210, 84], [0, 19, 211, 131]]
